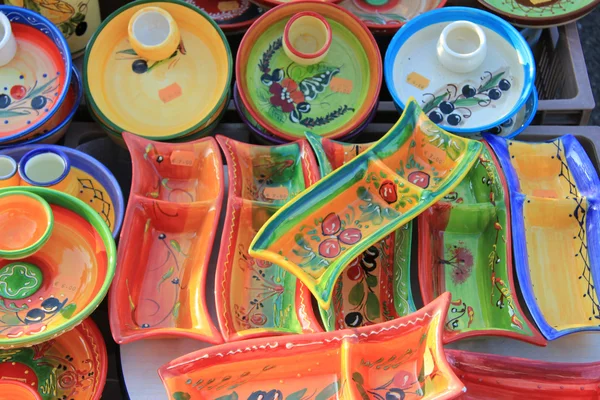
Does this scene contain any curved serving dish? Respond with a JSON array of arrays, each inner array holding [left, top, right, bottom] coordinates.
[[109, 133, 224, 344], [419, 143, 545, 345], [159, 293, 465, 400], [487, 134, 600, 340], [250, 98, 482, 310], [215, 136, 322, 342]]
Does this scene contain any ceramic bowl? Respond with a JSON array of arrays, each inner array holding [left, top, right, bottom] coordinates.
[[184, 0, 263, 34], [0, 6, 72, 145], [0, 186, 116, 349], [0, 144, 124, 238], [236, 0, 382, 142], [0, 318, 108, 400], [250, 0, 342, 9], [283, 12, 332, 65], [385, 7, 535, 135], [0, 154, 19, 186], [128, 6, 181, 62], [84, 0, 232, 141]]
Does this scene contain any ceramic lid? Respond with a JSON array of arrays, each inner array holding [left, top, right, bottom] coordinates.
[[385, 7, 535, 135], [236, 1, 381, 141], [84, 0, 232, 141], [184, 0, 263, 32]]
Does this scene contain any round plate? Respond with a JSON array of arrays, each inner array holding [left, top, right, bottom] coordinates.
[[184, 0, 263, 32], [478, 0, 600, 28], [385, 7, 535, 135], [237, 1, 381, 141], [339, 0, 446, 33], [0, 6, 71, 144], [84, 0, 232, 141], [0, 318, 107, 400]]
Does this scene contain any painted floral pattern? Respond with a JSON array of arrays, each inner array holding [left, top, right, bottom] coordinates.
[[0, 297, 75, 339], [0, 78, 58, 120]]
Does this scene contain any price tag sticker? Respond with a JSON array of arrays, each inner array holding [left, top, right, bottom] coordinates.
[[170, 150, 195, 167], [330, 77, 353, 94], [406, 72, 430, 90], [423, 144, 446, 165], [263, 186, 289, 200], [218, 1, 240, 11], [159, 83, 182, 103]]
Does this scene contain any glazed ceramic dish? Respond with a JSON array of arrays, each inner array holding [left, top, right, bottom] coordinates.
[[0, 318, 107, 400], [419, 144, 545, 345], [159, 293, 465, 400], [478, 0, 600, 28], [478, 87, 537, 140], [250, 0, 342, 9], [446, 349, 600, 399], [0, 6, 72, 144], [0, 145, 124, 238], [84, 0, 232, 141], [110, 133, 224, 344], [0, 187, 115, 349], [487, 134, 600, 340], [385, 7, 535, 135], [305, 133, 416, 330], [250, 98, 482, 309], [339, 0, 446, 33], [236, 1, 381, 141], [215, 136, 322, 342], [184, 0, 263, 33]]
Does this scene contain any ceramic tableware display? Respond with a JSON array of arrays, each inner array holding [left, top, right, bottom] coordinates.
[[84, 0, 232, 142], [487, 134, 600, 340], [5, 0, 101, 57], [236, 1, 381, 142], [215, 136, 322, 342], [159, 293, 465, 400], [249, 98, 482, 309], [0, 6, 72, 145], [446, 349, 600, 399], [110, 133, 224, 344], [305, 132, 416, 330], [183, 0, 263, 34], [0, 144, 124, 238], [418, 144, 546, 346], [478, 0, 600, 28], [0, 187, 115, 349], [385, 7, 535, 136], [0, 318, 107, 400]]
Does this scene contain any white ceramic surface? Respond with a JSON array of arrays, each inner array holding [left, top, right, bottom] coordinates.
[[0, 11, 17, 66], [437, 21, 487, 74]]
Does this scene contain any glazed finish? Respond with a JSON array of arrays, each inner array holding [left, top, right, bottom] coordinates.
[[215, 136, 322, 341], [109, 133, 224, 344], [478, 0, 600, 27], [487, 134, 600, 340], [184, 0, 263, 33], [419, 144, 545, 345], [250, 98, 483, 310], [159, 293, 465, 400], [447, 349, 600, 399]]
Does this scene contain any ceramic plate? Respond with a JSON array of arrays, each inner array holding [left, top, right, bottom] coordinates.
[[184, 0, 263, 32], [446, 349, 600, 399], [250, 98, 482, 310], [477, 87, 537, 139], [419, 144, 545, 345], [0, 318, 107, 400], [0, 187, 115, 349], [236, 1, 381, 141], [487, 134, 600, 340], [0, 6, 71, 144], [305, 133, 416, 330], [159, 293, 465, 400], [215, 136, 322, 341], [385, 7, 535, 135], [250, 0, 342, 10], [109, 133, 224, 344], [84, 0, 232, 140]]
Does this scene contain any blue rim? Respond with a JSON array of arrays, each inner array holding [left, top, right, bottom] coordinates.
[[492, 86, 538, 139], [2, 144, 124, 238], [0, 155, 16, 179], [18, 146, 71, 186], [385, 7, 535, 134], [0, 6, 72, 144], [486, 134, 600, 340]]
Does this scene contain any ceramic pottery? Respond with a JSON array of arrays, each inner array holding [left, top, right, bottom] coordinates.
[[0, 11, 18, 67], [84, 0, 232, 141], [419, 144, 546, 345], [446, 349, 600, 399], [0, 155, 18, 186], [0, 318, 107, 400], [282, 12, 332, 66], [159, 293, 465, 400], [305, 132, 416, 331], [487, 134, 600, 340], [477, 86, 537, 140], [249, 98, 482, 310], [236, 1, 381, 141], [0, 144, 124, 238], [385, 7, 535, 135], [5, 0, 101, 57], [0, 6, 72, 145], [215, 136, 322, 342], [249, 0, 342, 10], [478, 0, 600, 28], [110, 133, 224, 344], [128, 6, 181, 62], [184, 0, 263, 33], [0, 187, 115, 349], [338, 0, 446, 34]]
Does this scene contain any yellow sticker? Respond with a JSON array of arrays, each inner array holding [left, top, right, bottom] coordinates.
[[170, 150, 195, 167], [423, 144, 447, 165], [218, 1, 240, 11], [263, 186, 289, 201], [406, 72, 430, 90], [330, 77, 353, 94], [158, 83, 183, 103]]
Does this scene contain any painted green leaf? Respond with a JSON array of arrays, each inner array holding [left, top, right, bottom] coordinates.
[[418, 365, 425, 383], [286, 388, 307, 400], [348, 282, 365, 306], [215, 393, 238, 400], [157, 267, 174, 291], [480, 71, 506, 92], [0, 299, 27, 313], [352, 372, 364, 385], [0, 110, 29, 118], [366, 275, 378, 288], [144, 219, 151, 233], [170, 240, 182, 253], [315, 381, 340, 400], [60, 303, 77, 319], [366, 292, 380, 320], [173, 302, 181, 318], [117, 48, 139, 56], [172, 392, 191, 400], [161, 178, 171, 189], [0, 313, 21, 326], [28, 77, 58, 99], [422, 92, 448, 114], [453, 98, 482, 108], [148, 191, 159, 198]]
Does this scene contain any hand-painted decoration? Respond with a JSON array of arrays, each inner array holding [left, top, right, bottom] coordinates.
[[184, 0, 263, 33]]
